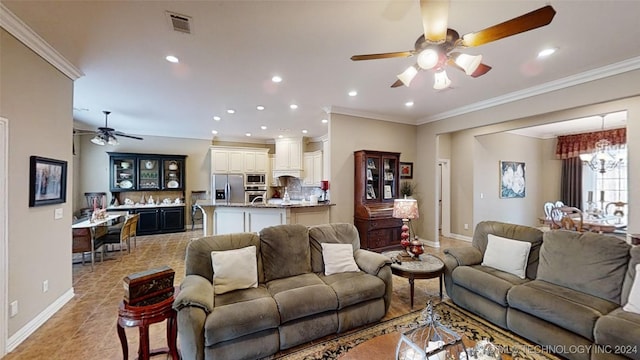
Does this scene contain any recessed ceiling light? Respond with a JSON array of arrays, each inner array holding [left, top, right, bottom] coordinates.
[[256, 105, 265, 111], [302, 129, 308, 134], [213, 116, 221, 121], [227, 109, 235, 114], [290, 104, 298, 110], [321, 119, 328, 124], [211, 130, 218, 134], [261, 125, 267, 130], [165, 55, 179, 63], [538, 48, 557, 58], [245, 132, 252, 137], [272, 75, 282, 83], [405, 101, 414, 107], [348, 90, 358, 97], [278, 135, 284, 138]]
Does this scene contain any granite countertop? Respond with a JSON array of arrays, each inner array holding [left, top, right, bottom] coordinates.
[[108, 203, 186, 210], [195, 199, 334, 209]]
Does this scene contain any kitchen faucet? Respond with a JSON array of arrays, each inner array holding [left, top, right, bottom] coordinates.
[[250, 196, 264, 205]]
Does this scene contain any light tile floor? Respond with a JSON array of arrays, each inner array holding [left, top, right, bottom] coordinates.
[[4, 230, 468, 359]]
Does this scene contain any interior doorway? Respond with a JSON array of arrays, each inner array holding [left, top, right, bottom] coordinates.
[[1, 117, 8, 357], [438, 159, 451, 238]]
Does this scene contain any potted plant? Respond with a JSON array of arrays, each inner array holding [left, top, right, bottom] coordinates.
[[400, 181, 415, 198]]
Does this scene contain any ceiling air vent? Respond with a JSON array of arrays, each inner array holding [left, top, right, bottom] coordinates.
[[166, 11, 192, 34]]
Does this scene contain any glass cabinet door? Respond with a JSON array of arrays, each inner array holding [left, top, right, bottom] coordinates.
[[112, 157, 136, 191], [138, 158, 160, 190], [382, 157, 397, 199], [163, 159, 183, 190], [366, 156, 380, 200]]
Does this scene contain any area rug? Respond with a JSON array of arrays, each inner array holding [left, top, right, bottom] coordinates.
[[268, 301, 560, 360]]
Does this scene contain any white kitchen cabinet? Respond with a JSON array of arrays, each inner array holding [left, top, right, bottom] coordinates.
[[275, 138, 303, 170], [211, 149, 230, 173], [214, 208, 245, 235], [269, 156, 278, 186], [211, 146, 269, 174], [246, 208, 286, 233], [244, 149, 269, 173], [302, 150, 323, 186]]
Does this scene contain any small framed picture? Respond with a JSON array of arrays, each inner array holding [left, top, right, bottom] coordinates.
[[29, 156, 68, 207], [400, 162, 413, 179]]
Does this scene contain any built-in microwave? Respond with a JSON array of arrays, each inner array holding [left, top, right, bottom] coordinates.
[[245, 173, 266, 187]]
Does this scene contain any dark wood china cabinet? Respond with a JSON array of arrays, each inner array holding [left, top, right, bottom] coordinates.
[[354, 150, 402, 252]]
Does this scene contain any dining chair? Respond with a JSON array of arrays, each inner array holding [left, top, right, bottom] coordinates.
[[190, 190, 207, 230], [543, 202, 555, 219], [550, 206, 584, 232], [127, 213, 140, 248], [96, 215, 134, 260], [605, 201, 627, 223]]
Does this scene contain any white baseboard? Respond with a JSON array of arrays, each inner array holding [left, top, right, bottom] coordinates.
[[421, 237, 440, 248], [449, 233, 473, 242], [6, 288, 74, 352]]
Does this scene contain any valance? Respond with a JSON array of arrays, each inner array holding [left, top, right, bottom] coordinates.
[[555, 128, 626, 160]]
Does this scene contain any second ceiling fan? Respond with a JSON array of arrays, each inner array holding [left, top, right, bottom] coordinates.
[[351, 1, 556, 89]]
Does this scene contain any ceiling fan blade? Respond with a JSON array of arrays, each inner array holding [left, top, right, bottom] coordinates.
[[351, 51, 413, 61], [471, 63, 492, 78], [460, 5, 556, 47], [390, 79, 404, 88], [115, 132, 144, 140], [420, 0, 450, 43]]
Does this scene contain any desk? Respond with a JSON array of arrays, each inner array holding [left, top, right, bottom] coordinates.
[[538, 216, 626, 233], [72, 213, 126, 269]]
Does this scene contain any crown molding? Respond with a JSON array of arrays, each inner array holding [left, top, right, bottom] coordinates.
[[418, 56, 640, 124], [0, 3, 83, 80], [329, 106, 415, 125]]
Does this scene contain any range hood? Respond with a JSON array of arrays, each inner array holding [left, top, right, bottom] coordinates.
[[273, 170, 303, 179], [273, 137, 304, 179]]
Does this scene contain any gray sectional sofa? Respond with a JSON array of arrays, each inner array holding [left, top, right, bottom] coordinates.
[[443, 221, 640, 360], [173, 223, 392, 360]]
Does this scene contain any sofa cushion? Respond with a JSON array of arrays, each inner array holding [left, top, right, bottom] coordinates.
[[205, 285, 279, 346], [508, 279, 619, 341], [538, 230, 630, 303], [211, 245, 258, 295], [266, 273, 338, 323], [322, 243, 359, 276], [622, 246, 640, 306], [594, 308, 640, 360], [260, 224, 311, 282], [623, 264, 640, 314], [481, 234, 531, 279], [452, 265, 529, 306], [319, 271, 385, 310], [309, 223, 361, 274]]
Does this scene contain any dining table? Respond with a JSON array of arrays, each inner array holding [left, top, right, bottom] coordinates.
[[72, 212, 127, 269], [538, 215, 627, 234]]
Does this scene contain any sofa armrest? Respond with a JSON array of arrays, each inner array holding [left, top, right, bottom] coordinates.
[[354, 249, 391, 276], [445, 246, 483, 267], [173, 274, 214, 313]]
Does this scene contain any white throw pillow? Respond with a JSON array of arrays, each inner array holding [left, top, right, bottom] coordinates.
[[481, 234, 532, 279], [322, 243, 359, 276], [211, 245, 258, 295], [623, 264, 640, 314]]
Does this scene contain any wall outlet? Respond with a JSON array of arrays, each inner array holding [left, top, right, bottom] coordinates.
[[10, 301, 18, 317], [464, 223, 469, 230], [54, 208, 63, 220], [43, 280, 49, 293]]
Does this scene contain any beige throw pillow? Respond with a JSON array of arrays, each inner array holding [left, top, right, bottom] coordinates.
[[211, 245, 258, 295], [623, 264, 640, 314], [482, 234, 531, 279], [321, 243, 359, 276]]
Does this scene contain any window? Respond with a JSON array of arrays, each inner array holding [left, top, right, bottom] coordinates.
[[582, 146, 627, 219]]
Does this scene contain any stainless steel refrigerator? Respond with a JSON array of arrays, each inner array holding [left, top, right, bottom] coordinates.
[[211, 173, 245, 204]]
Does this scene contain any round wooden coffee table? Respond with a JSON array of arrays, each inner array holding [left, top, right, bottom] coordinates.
[[382, 251, 445, 309]]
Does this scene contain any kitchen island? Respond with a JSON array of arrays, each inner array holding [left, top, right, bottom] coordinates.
[[195, 200, 335, 235]]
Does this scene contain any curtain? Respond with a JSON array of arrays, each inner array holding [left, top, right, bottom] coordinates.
[[561, 157, 583, 208], [555, 128, 626, 159]]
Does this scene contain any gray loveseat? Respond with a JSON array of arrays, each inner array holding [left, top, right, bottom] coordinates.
[[444, 221, 640, 360], [173, 223, 392, 360]]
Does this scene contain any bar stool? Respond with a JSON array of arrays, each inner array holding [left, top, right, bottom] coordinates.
[[117, 287, 180, 360]]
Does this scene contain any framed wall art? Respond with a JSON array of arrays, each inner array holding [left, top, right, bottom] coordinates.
[[29, 155, 67, 207], [500, 161, 526, 199], [400, 162, 413, 179]]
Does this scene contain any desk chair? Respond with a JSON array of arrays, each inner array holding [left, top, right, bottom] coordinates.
[[190, 190, 207, 230]]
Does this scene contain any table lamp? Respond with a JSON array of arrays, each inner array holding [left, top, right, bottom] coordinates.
[[393, 198, 419, 256]]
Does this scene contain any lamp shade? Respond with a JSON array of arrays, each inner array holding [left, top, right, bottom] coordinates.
[[91, 135, 106, 146], [397, 66, 418, 87], [453, 53, 483, 75], [433, 70, 451, 90], [393, 198, 419, 220], [417, 48, 439, 70]]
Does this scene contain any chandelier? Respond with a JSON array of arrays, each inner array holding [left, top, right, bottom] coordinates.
[[579, 117, 624, 174]]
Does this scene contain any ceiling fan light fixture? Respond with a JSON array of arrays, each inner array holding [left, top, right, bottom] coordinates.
[[397, 66, 418, 87], [454, 53, 483, 75], [107, 135, 118, 146], [433, 70, 451, 90], [417, 48, 440, 70], [91, 135, 106, 146]]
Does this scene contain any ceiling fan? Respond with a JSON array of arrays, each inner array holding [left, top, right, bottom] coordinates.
[[74, 111, 143, 146], [350, 1, 556, 89]]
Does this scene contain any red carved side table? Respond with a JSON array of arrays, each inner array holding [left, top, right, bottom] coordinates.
[[117, 286, 180, 360]]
